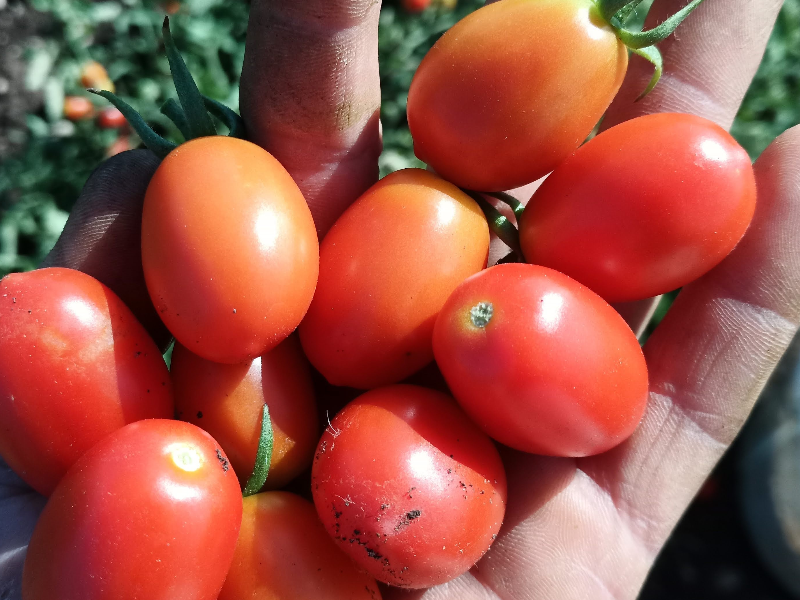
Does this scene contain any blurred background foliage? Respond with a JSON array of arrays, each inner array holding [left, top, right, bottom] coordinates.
[[0, 0, 798, 276]]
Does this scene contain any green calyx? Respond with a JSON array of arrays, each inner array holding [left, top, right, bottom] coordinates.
[[89, 17, 245, 159], [242, 403, 275, 497], [594, 0, 707, 99], [465, 190, 522, 259]]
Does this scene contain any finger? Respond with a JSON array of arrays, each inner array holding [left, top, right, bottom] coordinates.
[[41, 150, 171, 349], [240, 0, 383, 237]]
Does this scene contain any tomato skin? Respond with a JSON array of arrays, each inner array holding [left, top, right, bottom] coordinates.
[[433, 263, 649, 456], [0, 268, 173, 496], [519, 113, 758, 302], [219, 492, 382, 600], [311, 385, 507, 588], [299, 169, 489, 389], [142, 136, 319, 364], [22, 420, 243, 600], [63, 96, 95, 121], [172, 335, 318, 490], [407, 0, 627, 191]]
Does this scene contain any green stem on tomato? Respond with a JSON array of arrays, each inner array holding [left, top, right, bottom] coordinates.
[[466, 191, 522, 256], [242, 403, 274, 497], [484, 190, 525, 221]]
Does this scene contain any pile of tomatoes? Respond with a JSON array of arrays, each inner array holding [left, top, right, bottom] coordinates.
[[1, 1, 756, 598]]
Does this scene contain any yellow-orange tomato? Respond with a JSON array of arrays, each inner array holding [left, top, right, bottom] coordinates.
[[407, 0, 627, 191], [172, 336, 317, 490], [79, 60, 115, 93], [299, 169, 489, 389], [219, 492, 382, 600], [63, 96, 94, 121], [142, 136, 319, 364]]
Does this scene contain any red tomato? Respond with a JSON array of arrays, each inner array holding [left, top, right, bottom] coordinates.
[[0, 268, 173, 496], [22, 420, 242, 600], [519, 113, 758, 302], [433, 263, 649, 456], [299, 169, 489, 389], [219, 492, 382, 600], [172, 335, 318, 490], [407, 0, 627, 191], [402, 0, 431, 12], [63, 96, 95, 121], [311, 385, 507, 588], [142, 136, 319, 364], [97, 106, 127, 129]]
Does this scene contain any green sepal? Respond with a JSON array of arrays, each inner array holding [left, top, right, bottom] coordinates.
[[242, 403, 274, 497], [162, 17, 216, 139], [630, 45, 663, 101], [466, 191, 522, 256], [203, 96, 246, 139], [595, 0, 635, 23], [615, 0, 706, 49], [612, 0, 648, 25], [159, 98, 192, 140], [484, 190, 525, 221], [88, 89, 176, 159]]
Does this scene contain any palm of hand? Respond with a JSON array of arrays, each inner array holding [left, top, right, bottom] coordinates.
[[2, 1, 799, 600]]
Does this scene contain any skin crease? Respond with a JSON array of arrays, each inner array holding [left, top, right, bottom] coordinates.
[[0, 1, 797, 600]]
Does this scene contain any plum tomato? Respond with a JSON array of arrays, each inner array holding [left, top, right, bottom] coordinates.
[[433, 263, 649, 456], [172, 335, 318, 490], [298, 169, 489, 389], [22, 420, 242, 600], [311, 385, 507, 588], [407, 0, 627, 191], [0, 267, 173, 496], [142, 136, 319, 364], [519, 113, 758, 302], [219, 492, 382, 600]]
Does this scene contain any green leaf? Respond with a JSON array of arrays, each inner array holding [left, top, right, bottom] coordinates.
[[242, 404, 274, 497], [202, 96, 245, 138], [160, 98, 192, 140]]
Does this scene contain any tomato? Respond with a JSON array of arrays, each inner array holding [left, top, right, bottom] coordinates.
[[433, 263, 649, 456], [519, 113, 758, 302], [0, 268, 173, 496], [97, 106, 127, 129], [311, 385, 507, 588], [79, 60, 115, 93], [142, 136, 319, 364], [106, 135, 132, 157], [22, 419, 242, 600], [407, 0, 627, 191], [402, 0, 431, 12], [299, 169, 489, 389], [173, 335, 318, 490], [63, 96, 94, 121], [219, 492, 382, 600]]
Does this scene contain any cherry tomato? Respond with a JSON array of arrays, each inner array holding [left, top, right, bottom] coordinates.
[[312, 385, 507, 588], [79, 60, 115, 93], [106, 135, 132, 157], [97, 106, 127, 129], [402, 0, 431, 12], [22, 419, 242, 600], [519, 113, 758, 302], [173, 335, 318, 490], [433, 263, 649, 456], [219, 492, 382, 600], [299, 169, 489, 389], [63, 96, 94, 121], [0, 267, 173, 496], [407, 0, 627, 191], [142, 136, 319, 364]]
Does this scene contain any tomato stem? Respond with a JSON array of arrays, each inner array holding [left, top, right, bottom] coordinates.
[[484, 191, 525, 221], [466, 191, 522, 256], [160, 98, 192, 140], [242, 403, 274, 497]]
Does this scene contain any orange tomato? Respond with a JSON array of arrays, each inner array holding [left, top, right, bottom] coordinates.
[[141, 136, 319, 364], [407, 0, 627, 191], [63, 96, 94, 121], [79, 60, 115, 93], [172, 336, 318, 490]]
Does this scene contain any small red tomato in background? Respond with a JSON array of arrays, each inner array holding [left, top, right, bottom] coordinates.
[[106, 135, 132, 157], [0, 268, 173, 496], [22, 420, 242, 600], [97, 106, 127, 129], [79, 60, 115, 93], [519, 113, 758, 303], [407, 0, 627, 191], [299, 168, 489, 389], [173, 335, 318, 490], [219, 492, 382, 600], [142, 136, 319, 364], [63, 96, 94, 121], [402, 0, 431, 12], [433, 263, 649, 456], [160, 0, 181, 15], [312, 385, 507, 588]]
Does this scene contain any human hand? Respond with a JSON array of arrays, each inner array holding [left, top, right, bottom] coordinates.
[[1, 1, 798, 600]]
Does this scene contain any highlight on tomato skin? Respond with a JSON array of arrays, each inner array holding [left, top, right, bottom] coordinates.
[[433, 263, 649, 457], [22, 420, 243, 600], [219, 492, 382, 600], [298, 168, 490, 390], [311, 384, 507, 589], [0, 267, 173, 496], [172, 335, 318, 491], [519, 112, 758, 303]]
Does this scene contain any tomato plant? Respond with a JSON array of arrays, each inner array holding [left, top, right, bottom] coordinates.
[[63, 96, 95, 121], [312, 385, 507, 588], [519, 113, 758, 302], [22, 420, 242, 600], [433, 263, 649, 456], [173, 335, 318, 491], [299, 168, 489, 389], [0, 267, 173, 496], [219, 492, 382, 600]]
